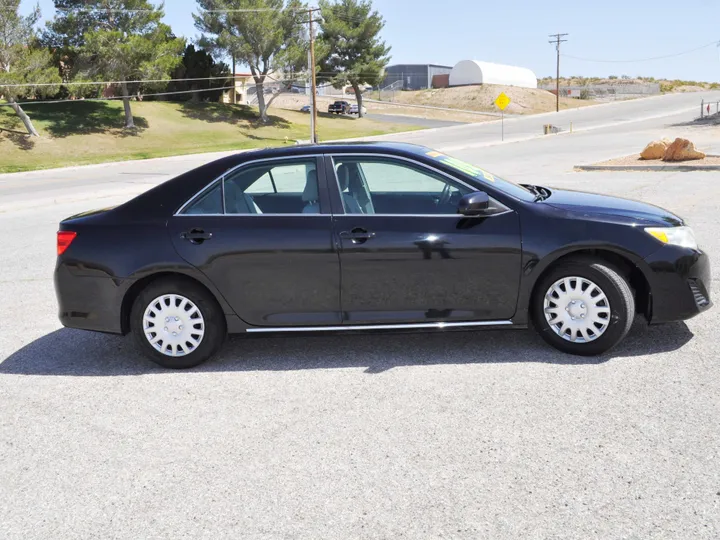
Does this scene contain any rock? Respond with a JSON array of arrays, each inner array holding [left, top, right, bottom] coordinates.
[[640, 139, 671, 160], [663, 138, 706, 161]]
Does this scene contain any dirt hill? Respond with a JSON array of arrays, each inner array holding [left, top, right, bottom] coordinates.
[[384, 85, 596, 115]]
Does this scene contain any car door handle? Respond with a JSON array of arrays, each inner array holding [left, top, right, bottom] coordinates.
[[340, 228, 376, 244], [180, 229, 213, 244]]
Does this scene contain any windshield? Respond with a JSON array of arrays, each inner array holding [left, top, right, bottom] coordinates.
[[422, 150, 536, 202]]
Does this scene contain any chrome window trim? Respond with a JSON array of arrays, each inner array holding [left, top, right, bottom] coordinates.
[[174, 213, 329, 218], [245, 320, 514, 333], [174, 154, 324, 216], [173, 212, 511, 218], [327, 153, 512, 217]]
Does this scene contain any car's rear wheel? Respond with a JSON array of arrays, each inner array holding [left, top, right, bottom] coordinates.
[[130, 278, 226, 369], [532, 258, 635, 356]]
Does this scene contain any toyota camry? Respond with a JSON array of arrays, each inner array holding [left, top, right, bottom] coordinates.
[[54, 142, 712, 369]]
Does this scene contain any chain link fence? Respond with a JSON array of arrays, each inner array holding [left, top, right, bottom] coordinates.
[[538, 83, 661, 101]]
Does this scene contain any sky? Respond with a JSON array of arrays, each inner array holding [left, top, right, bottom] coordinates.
[[20, 0, 720, 82]]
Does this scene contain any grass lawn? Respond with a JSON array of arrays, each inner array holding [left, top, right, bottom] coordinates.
[[0, 100, 419, 173]]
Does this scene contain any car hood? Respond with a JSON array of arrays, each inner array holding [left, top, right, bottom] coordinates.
[[541, 188, 684, 226]]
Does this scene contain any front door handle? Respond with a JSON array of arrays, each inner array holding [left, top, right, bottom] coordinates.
[[180, 228, 213, 244], [340, 227, 376, 244]]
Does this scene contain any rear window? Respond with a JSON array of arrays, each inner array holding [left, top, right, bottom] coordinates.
[[183, 183, 223, 214]]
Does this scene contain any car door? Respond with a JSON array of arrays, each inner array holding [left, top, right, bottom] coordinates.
[[326, 154, 523, 324], [168, 155, 341, 327]]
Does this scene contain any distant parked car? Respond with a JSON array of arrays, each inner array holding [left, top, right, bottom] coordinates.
[[348, 104, 367, 115], [300, 105, 311, 113], [328, 100, 350, 114]]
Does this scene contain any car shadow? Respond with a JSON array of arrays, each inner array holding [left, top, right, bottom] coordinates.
[[0, 321, 695, 377]]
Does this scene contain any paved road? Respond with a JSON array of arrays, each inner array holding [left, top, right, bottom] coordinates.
[[1, 93, 719, 539], [367, 112, 468, 128], [378, 90, 720, 151], [2, 91, 718, 214]]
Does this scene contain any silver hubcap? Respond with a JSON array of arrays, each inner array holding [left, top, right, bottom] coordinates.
[[543, 277, 611, 343], [143, 294, 205, 357]]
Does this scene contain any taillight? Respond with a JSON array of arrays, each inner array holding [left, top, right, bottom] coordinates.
[[57, 231, 77, 256]]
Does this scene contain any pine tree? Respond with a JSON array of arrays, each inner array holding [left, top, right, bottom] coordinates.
[[318, 0, 390, 118], [0, 1, 61, 136]]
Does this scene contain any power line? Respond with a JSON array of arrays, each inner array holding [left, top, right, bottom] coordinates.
[[1, 71, 395, 90], [0, 85, 235, 107], [562, 40, 719, 63], [0, 75, 234, 89], [54, 7, 308, 14]]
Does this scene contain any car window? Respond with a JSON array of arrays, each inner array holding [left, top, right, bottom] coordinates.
[[180, 158, 319, 215], [244, 172, 274, 194], [224, 159, 319, 215], [421, 149, 536, 202], [183, 182, 223, 215], [332, 157, 472, 215]]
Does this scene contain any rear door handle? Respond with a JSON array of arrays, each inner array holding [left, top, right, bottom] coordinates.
[[181, 228, 213, 244], [340, 228, 376, 244]]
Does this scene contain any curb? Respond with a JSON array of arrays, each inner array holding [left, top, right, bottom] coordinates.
[[364, 98, 508, 118], [575, 164, 720, 172]]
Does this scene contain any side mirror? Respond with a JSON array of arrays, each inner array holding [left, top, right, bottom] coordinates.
[[458, 191, 490, 216]]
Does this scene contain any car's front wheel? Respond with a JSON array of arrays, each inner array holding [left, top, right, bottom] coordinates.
[[532, 258, 635, 356], [130, 277, 226, 369]]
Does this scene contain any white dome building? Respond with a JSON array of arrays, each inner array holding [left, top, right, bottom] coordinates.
[[449, 60, 537, 89]]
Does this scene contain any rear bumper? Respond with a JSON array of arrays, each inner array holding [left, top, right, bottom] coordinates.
[[54, 263, 131, 334], [644, 246, 712, 324]]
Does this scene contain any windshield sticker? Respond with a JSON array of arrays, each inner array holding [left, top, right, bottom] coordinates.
[[425, 151, 496, 182]]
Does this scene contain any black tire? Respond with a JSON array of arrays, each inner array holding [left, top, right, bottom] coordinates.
[[531, 258, 635, 356], [130, 277, 227, 369]]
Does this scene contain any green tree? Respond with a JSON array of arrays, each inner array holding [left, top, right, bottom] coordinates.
[[46, 1, 185, 128], [318, 0, 390, 118], [166, 44, 230, 103], [194, 0, 307, 122], [0, 1, 61, 136]]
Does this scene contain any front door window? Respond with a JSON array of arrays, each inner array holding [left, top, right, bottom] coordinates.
[[331, 157, 472, 215]]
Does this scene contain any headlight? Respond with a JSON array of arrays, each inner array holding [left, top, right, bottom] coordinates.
[[645, 226, 698, 250]]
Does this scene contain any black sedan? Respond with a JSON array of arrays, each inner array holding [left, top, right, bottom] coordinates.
[[55, 142, 712, 369]]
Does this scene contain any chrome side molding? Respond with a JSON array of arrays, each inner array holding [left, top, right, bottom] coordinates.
[[245, 320, 514, 333]]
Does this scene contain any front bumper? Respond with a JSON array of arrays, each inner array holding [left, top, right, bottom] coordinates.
[[644, 245, 712, 324], [54, 263, 132, 334]]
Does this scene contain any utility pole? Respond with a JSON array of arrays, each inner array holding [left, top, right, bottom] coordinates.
[[231, 54, 237, 105], [307, 8, 321, 144], [549, 33, 568, 113]]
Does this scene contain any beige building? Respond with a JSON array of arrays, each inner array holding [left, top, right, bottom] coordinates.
[[223, 72, 254, 104]]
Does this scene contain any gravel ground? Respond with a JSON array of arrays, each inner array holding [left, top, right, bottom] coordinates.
[[1, 166, 719, 538], [590, 153, 720, 168]]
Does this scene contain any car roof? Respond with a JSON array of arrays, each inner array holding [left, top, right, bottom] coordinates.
[[235, 141, 432, 160], [113, 142, 439, 220]]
